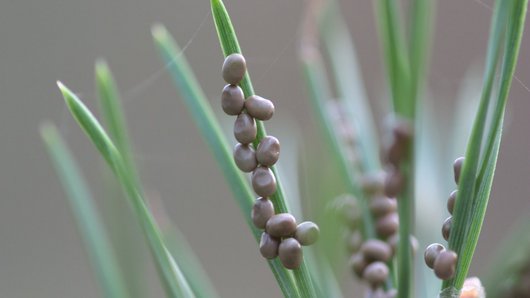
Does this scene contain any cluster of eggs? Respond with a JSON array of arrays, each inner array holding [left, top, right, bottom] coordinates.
[[423, 157, 464, 280], [220, 53, 319, 270]]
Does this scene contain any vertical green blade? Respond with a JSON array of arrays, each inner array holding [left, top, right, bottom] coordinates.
[[57, 82, 195, 298], [40, 123, 130, 298], [95, 59, 147, 298]]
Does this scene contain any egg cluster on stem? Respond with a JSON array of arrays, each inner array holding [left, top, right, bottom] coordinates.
[[423, 157, 464, 281], [220, 53, 319, 270]]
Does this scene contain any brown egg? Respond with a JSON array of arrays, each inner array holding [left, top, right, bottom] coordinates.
[[363, 262, 389, 286], [233, 143, 257, 172], [245, 95, 275, 121], [222, 53, 246, 85], [370, 196, 398, 217], [251, 166, 277, 197], [359, 172, 385, 195], [385, 120, 413, 166], [433, 250, 457, 280], [266, 213, 297, 238], [447, 190, 457, 215], [361, 239, 392, 262], [376, 212, 399, 238], [453, 157, 464, 185], [294, 221, 320, 246], [251, 197, 274, 229], [221, 84, 245, 115], [424, 243, 445, 269], [442, 216, 452, 241], [384, 167, 405, 198], [259, 232, 279, 259], [278, 238, 303, 269], [233, 113, 257, 144], [349, 252, 367, 278], [256, 136, 280, 166], [386, 139, 406, 166], [392, 119, 414, 142]]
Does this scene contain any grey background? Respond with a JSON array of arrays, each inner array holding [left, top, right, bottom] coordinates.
[[0, 0, 528, 297]]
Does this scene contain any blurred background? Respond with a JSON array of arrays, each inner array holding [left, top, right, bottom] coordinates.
[[0, 0, 528, 297]]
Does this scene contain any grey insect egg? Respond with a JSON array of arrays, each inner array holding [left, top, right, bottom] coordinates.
[[245, 95, 275, 121], [363, 262, 389, 287], [266, 213, 297, 238], [442, 216, 452, 241], [384, 167, 405, 198], [434, 250, 458, 280], [454, 157, 465, 184], [251, 166, 277, 197], [233, 143, 257, 173], [386, 139, 406, 166], [370, 196, 398, 217], [234, 113, 257, 144], [256, 136, 280, 166], [385, 120, 413, 166], [360, 172, 385, 195], [294, 221, 320, 246], [221, 84, 245, 115], [361, 239, 393, 262], [447, 190, 457, 215], [278, 238, 303, 269], [259, 232, 279, 259], [376, 212, 399, 238], [251, 197, 275, 229], [424, 243, 445, 269], [349, 252, 367, 278], [222, 53, 246, 85]]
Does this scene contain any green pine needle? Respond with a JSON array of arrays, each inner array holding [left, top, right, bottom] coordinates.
[[375, 0, 420, 296], [40, 123, 130, 298], [57, 82, 195, 298], [95, 61, 218, 298]]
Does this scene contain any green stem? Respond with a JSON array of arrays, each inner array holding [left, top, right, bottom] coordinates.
[[41, 124, 130, 298], [396, 157, 414, 297], [375, 0, 417, 296], [58, 82, 195, 298]]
